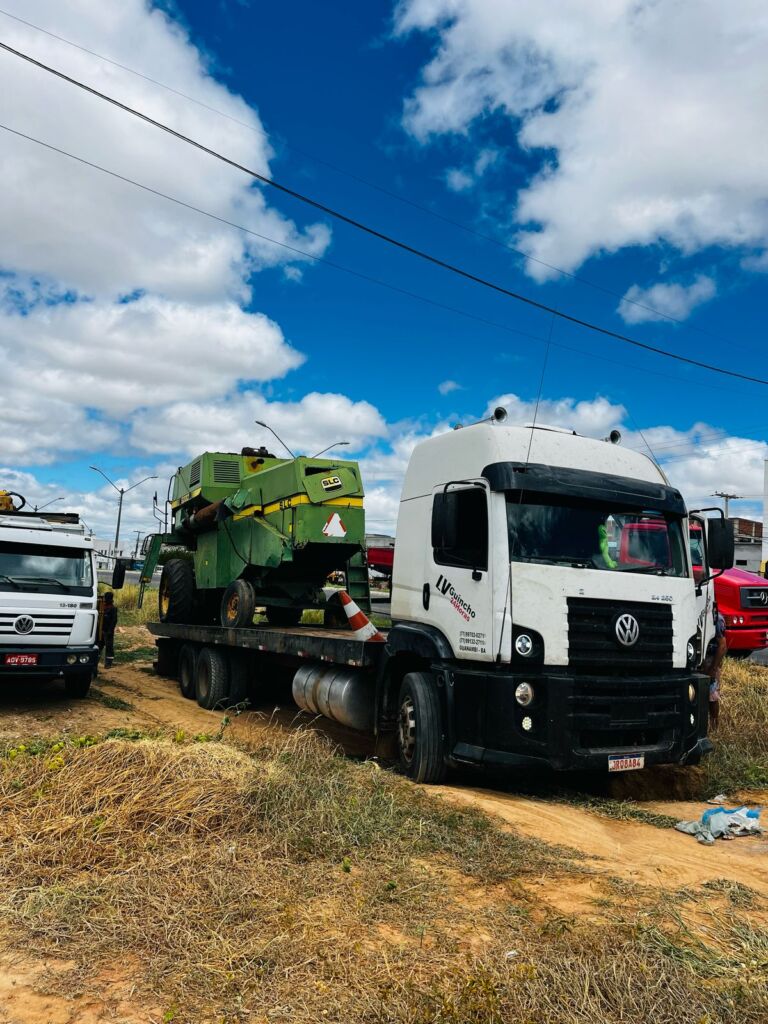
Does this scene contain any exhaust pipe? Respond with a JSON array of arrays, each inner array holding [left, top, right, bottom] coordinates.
[[292, 663, 374, 732]]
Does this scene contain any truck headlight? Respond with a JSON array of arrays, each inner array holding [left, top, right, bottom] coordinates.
[[78, 655, 89, 664], [515, 682, 534, 706], [687, 641, 695, 665], [521, 715, 533, 732], [67, 654, 77, 665], [688, 683, 696, 703], [515, 634, 533, 657]]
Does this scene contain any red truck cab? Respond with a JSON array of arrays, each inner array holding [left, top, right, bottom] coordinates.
[[621, 521, 768, 658]]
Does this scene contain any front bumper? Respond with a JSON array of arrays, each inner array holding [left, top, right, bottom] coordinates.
[[442, 666, 710, 772], [0, 645, 99, 678], [724, 624, 768, 653]]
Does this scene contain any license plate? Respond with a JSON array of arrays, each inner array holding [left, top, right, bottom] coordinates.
[[4, 654, 38, 667], [608, 754, 645, 773]]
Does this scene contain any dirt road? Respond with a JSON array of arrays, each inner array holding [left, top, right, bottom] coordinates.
[[2, 625, 764, 904]]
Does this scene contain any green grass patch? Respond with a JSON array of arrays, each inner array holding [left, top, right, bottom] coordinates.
[[552, 792, 679, 829], [701, 658, 768, 795], [90, 688, 134, 711]]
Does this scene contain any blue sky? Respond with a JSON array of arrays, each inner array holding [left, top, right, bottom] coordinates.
[[1, 0, 767, 543]]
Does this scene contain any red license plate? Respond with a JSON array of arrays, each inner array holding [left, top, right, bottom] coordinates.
[[4, 654, 38, 667]]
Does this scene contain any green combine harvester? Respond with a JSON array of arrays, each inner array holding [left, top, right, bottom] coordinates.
[[137, 447, 369, 628]]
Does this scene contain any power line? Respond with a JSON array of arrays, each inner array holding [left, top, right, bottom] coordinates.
[[2, 39, 766, 387], [0, 5, 738, 341], [4, 120, 765, 410]]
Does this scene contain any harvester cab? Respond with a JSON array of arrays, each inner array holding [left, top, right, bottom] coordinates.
[[143, 447, 369, 629]]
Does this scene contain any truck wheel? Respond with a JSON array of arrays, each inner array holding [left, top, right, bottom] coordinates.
[[195, 646, 230, 710], [65, 672, 92, 699], [159, 559, 196, 623], [265, 606, 303, 627], [221, 580, 256, 628], [397, 672, 447, 784], [178, 644, 197, 699]]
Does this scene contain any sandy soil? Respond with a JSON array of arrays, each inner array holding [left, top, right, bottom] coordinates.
[[1, 625, 766, 1020]]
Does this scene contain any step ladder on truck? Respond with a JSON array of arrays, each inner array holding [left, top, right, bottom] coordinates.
[[125, 417, 733, 783]]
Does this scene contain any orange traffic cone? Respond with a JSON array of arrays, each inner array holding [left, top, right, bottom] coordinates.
[[338, 590, 385, 642]]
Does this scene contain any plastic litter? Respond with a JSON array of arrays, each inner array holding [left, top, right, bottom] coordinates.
[[707, 793, 729, 805], [675, 806, 762, 845]]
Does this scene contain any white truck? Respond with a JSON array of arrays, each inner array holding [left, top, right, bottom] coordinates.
[[147, 415, 733, 782], [0, 494, 99, 696]]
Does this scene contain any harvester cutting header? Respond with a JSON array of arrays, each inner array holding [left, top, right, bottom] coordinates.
[[138, 446, 368, 628]]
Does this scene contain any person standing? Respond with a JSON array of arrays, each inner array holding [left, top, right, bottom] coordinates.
[[703, 609, 727, 730], [100, 591, 118, 668]]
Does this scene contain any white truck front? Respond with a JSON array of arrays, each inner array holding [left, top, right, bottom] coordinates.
[[389, 418, 729, 780], [0, 510, 99, 697]]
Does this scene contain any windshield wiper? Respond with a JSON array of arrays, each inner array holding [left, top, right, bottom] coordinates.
[[616, 565, 670, 576], [0, 574, 22, 589], [12, 576, 68, 589]]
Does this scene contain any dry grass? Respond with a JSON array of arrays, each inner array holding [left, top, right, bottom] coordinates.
[[0, 726, 766, 1023], [702, 657, 768, 795]]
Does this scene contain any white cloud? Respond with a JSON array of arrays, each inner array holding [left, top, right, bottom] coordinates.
[[445, 168, 474, 192], [130, 391, 388, 458], [488, 393, 626, 438], [618, 276, 716, 324], [397, 0, 768, 279], [438, 379, 462, 395], [0, 294, 303, 419], [444, 146, 499, 192], [0, 0, 329, 302]]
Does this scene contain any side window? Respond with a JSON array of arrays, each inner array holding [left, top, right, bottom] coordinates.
[[432, 487, 488, 570]]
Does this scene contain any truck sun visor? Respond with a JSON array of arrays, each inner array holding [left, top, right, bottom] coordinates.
[[482, 462, 686, 516]]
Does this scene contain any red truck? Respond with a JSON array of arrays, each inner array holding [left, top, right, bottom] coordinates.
[[620, 522, 768, 658]]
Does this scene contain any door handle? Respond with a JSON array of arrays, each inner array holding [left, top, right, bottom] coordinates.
[[422, 583, 430, 610]]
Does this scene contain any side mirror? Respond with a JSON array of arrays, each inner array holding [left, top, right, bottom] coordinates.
[[707, 518, 734, 570], [111, 559, 127, 590]]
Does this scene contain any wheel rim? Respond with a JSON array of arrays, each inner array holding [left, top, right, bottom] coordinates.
[[398, 695, 416, 765], [226, 592, 239, 623], [159, 581, 170, 617]]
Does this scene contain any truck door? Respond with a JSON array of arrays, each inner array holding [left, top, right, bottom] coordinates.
[[689, 517, 715, 661], [424, 482, 495, 662]]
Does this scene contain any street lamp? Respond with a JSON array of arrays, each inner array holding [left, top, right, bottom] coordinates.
[[33, 496, 64, 512], [90, 467, 158, 555], [311, 441, 350, 458]]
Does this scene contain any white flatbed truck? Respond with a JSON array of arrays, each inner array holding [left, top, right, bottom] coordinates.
[[146, 416, 733, 782], [0, 496, 99, 697]]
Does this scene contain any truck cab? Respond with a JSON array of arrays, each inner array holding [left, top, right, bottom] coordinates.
[[0, 502, 99, 697], [388, 419, 730, 779]]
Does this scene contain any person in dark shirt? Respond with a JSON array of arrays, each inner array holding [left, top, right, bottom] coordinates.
[[100, 591, 118, 668]]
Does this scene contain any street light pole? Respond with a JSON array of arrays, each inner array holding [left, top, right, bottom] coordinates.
[[33, 496, 64, 513], [90, 467, 158, 556]]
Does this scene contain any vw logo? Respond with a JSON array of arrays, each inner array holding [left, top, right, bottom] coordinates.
[[757, 591, 768, 606], [13, 615, 34, 635], [615, 613, 640, 647]]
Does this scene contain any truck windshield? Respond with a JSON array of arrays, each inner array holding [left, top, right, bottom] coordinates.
[[506, 495, 687, 576], [0, 542, 93, 593]]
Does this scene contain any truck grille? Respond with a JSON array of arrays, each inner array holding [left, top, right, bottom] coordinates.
[[567, 597, 673, 672], [568, 676, 682, 749], [740, 586, 768, 610], [0, 612, 75, 637]]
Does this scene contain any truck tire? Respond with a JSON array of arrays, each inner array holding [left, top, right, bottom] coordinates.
[[396, 672, 447, 784], [178, 644, 197, 700], [195, 646, 230, 710], [265, 605, 303, 627], [221, 580, 256, 628], [159, 559, 196, 623], [65, 672, 92, 699]]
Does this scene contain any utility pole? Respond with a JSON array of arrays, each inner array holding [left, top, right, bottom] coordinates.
[[711, 491, 742, 519], [90, 467, 158, 555], [132, 530, 143, 558]]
